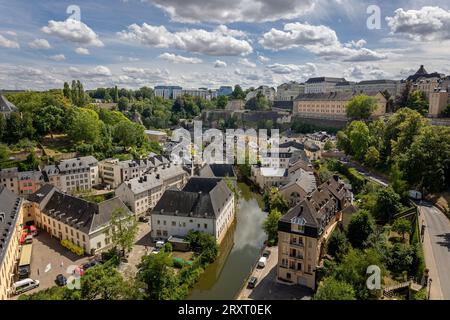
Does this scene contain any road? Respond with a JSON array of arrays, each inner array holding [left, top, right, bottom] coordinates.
[[340, 160, 389, 187], [419, 203, 450, 300]]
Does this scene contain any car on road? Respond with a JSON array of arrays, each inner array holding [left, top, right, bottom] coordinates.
[[257, 257, 267, 268], [13, 278, 39, 295], [155, 240, 165, 249], [262, 250, 271, 259], [82, 260, 101, 270], [247, 276, 258, 289], [55, 274, 67, 286]]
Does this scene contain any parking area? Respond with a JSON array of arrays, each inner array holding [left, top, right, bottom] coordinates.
[[11, 231, 90, 298], [238, 246, 313, 300]]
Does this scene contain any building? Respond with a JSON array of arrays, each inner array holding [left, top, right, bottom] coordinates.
[[144, 130, 168, 143], [0, 95, 18, 118], [293, 91, 387, 120], [407, 65, 444, 83], [43, 156, 99, 193], [277, 176, 352, 290], [198, 164, 236, 181], [354, 80, 402, 97], [99, 155, 171, 188], [218, 86, 233, 96], [115, 164, 188, 215], [0, 167, 19, 194], [304, 77, 347, 94], [279, 169, 317, 206], [277, 82, 305, 101], [429, 90, 449, 117], [26, 184, 132, 255], [17, 171, 45, 195], [154, 86, 183, 100], [0, 187, 24, 300], [245, 86, 276, 101], [173, 88, 218, 100], [151, 177, 235, 244]]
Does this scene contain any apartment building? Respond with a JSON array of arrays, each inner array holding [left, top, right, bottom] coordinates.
[[304, 77, 347, 94], [277, 176, 352, 290], [115, 164, 188, 215], [173, 88, 218, 100], [153, 86, 182, 100], [277, 82, 305, 101], [429, 90, 449, 117], [0, 168, 19, 194], [99, 155, 171, 188], [0, 186, 24, 300], [26, 184, 132, 255], [151, 177, 235, 244], [293, 91, 387, 120]]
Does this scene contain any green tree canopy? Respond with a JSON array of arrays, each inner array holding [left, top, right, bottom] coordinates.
[[315, 277, 356, 300], [346, 94, 378, 120]]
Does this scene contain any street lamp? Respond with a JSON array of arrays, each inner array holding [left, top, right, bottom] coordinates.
[[428, 278, 432, 300]]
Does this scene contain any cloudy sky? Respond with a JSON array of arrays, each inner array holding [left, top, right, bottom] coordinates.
[[1, 0, 450, 90]]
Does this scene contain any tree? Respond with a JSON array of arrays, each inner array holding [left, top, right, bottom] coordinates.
[[315, 277, 356, 300], [67, 108, 101, 144], [35, 105, 65, 137], [106, 208, 138, 254], [392, 218, 411, 240], [324, 140, 334, 151], [395, 81, 411, 110], [118, 96, 130, 111], [346, 95, 377, 120], [216, 95, 228, 109], [347, 210, 375, 249], [63, 82, 71, 100], [387, 243, 415, 275], [372, 187, 402, 222], [81, 265, 125, 300], [263, 188, 288, 213], [186, 231, 218, 266], [406, 90, 428, 114], [232, 85, 246, 100], [327, 230, 350, 260], [263, 208, 282, 246], [0, 143, 10, 163], [364, 146, 380, 168], [441, 104, 450, 117], [348, 121, 370, 161], [113, 121, 146, 149], [18, 151, 40, 171], [138, 247, 179, 300]]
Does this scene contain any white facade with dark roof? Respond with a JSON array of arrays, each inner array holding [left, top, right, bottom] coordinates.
[[26, 185, 132, 255], [304, 77, 347, 94], [151, 177, 235, 244], [0, 95, 18, 118], [0, 187, 24, 299]]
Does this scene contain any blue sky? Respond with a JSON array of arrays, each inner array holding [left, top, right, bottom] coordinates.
[[1, 0, 450, 90]]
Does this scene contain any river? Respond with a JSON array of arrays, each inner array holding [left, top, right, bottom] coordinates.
[[187, 182, 267, 300]]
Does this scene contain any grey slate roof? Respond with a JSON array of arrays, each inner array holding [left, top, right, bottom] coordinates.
[[0, 186, 22, 265], [0, 95, 18, 113], [305, 77, 346, 84], [199, 164, 236, 179], [295, 91, 381, 102], [152, 177, 233, 219], [28, 185, 131, 234]]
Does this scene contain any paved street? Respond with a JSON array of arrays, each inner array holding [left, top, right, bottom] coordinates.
[[237, 246, 312, 300], [11, 231, 89, 298], [419, 203, 450, 300]]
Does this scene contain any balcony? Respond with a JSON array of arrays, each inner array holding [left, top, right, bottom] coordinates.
[[289, 254, 304, 260], [289, 241, 304, 248]]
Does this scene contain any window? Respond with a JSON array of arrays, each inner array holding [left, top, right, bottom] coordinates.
[[204, 223, 207, 229], [97, 242, 101, 249], [172, 221, 176, 227]]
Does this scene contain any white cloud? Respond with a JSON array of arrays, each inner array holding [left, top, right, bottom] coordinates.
[[214, 60, 227, 68], [257, 55, 270, 63], [146, 0, 316, 23], [118, 23, 252, 56], [238, 58, 256, 68], [75, 47, 90, 55], [344, 64, 391, 81], [0, 34, 19, 48], [69, 65, 112, 77], [28, 38, 51, 49], [259, 22, 386, 62], [386, 6, 450, 41], [49, 54, 66, 61], [158, 52, 202, 64], [42, 19, 104, 47], [0, 65, 63, 90], [266, 62, 317, 75]]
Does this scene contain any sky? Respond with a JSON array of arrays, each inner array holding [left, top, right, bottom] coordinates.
[[0, 0, 450, 90]]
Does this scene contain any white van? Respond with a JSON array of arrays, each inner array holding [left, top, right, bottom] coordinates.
[[257, 257, 267, 268], [155, 241, 165, 249], [13, 278, 40, 295]]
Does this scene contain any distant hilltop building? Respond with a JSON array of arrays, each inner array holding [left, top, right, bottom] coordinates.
[[0, 95, 18, 118], [218, 86, 233, 96], [154, 85, 218, 100], [304, 77, 347, 94], [245, 85, 276, 101], [277, 82, 305, 101], [407, 65, 444, 83]]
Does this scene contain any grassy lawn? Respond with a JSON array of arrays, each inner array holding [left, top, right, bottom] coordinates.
[[40, 134, 74, 156]]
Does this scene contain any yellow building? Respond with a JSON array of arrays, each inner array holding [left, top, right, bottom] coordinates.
[[428, 90, 449, 117], [277, 176, 352, 290], [0, 186, 24, 300], [293, 92, 387, 120]]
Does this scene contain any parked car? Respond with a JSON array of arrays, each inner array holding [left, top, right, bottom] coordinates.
[[247, 276, 258, 289], [55, 274, 67, 286], [262, 250, 271, 259], [138, 216, 149, 223], [155, 241, 165, 249], [82, 260, 101, 270], [13, 278, 39, 295], [257, 257, 267, 268]]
